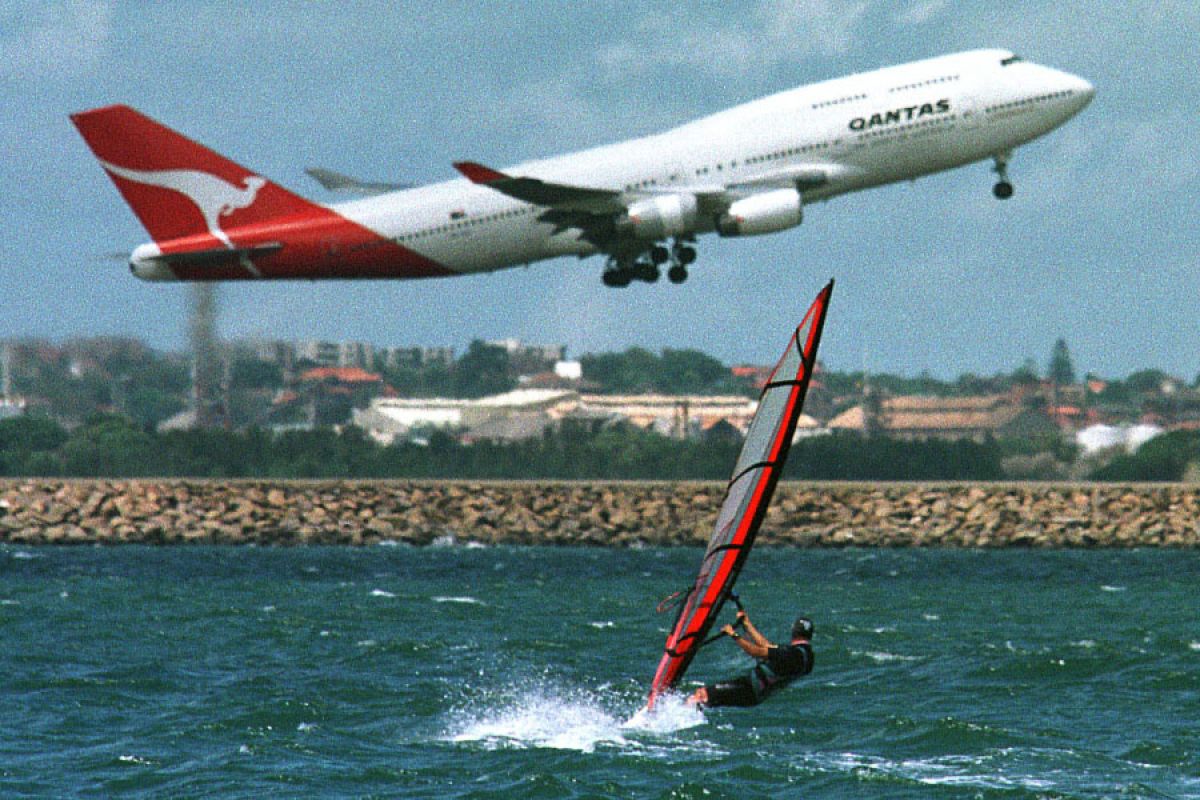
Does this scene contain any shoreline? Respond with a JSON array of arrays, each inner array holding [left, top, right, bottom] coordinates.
[[1, 479, 1197, 547]]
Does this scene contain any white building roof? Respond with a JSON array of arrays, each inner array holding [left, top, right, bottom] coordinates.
[[1076, 423, 1163, 454]]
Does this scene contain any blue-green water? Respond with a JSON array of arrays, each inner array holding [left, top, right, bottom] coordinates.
[[1, 544, 1196, 799]]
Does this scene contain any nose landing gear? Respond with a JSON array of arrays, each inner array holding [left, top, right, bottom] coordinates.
[[992, 153, 1014, 199]]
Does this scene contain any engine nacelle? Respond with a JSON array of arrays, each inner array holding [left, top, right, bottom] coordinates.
[[619, 194, 699, 240], [716, 188, 803, 237]]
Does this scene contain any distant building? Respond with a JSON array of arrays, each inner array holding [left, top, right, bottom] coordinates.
[[243, 339, 296, 371], [157, 409, 199, 432], [241, 339, 457, 373], [731, 360, 832, 419], [791, 414, 824, 440], [578, 394, 757, 439], [555, 360, 582, 381], [295, 340, 374, 369], [0, 343, 23, 419], [459, 412, 558, 444], [731, 364, 773, 390], [298, 366, 384, 386], [486, 338, 565, 361], [486, 338, 566, 373], [272, 366, 391, 427], [296, 340, 341, 367], [516, 360, 585, 391], [379, 346, 455, 370], [828, 395, 1057, 441], [338, 341, 374, 369], [355, 389, 763, 444], [1076, 423, 1162, 455], [353, 389, 578, 444]]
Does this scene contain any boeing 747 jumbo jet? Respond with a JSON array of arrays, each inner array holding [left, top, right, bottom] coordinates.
[[73, 49, 1092, 288]]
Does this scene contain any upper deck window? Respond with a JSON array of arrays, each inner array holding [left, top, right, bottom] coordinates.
[[1001, 54, 1024, 66]]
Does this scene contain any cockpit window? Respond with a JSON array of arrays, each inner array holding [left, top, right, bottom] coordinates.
[[1001, 54, 1024, 66]]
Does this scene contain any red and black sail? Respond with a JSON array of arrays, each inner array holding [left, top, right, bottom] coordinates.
[[648, 281, 833, 706]]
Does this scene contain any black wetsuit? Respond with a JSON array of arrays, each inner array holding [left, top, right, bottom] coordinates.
[[703, 641, 813, 707]]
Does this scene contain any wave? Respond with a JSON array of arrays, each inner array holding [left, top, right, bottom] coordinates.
[[444, 685, 632, 753], [433, 596, 484, 605], [442, 681, 708, 755], [853, 650, 921, 663], [802, 749, 1059, 793]]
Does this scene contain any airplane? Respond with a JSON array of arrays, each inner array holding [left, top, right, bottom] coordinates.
[[72, 48, 1092, 288]]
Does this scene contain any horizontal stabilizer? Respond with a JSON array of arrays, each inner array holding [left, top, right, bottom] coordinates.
[[145, 242, 283, 266], [305, 167, 410, 195]]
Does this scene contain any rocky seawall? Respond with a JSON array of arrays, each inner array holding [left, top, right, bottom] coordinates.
[[1, 480, 1197, 547]]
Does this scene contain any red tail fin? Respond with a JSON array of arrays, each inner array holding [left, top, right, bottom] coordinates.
[[70, 104, 322, 247]]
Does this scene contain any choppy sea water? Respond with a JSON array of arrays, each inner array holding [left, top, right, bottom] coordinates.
[[1, 544, 1196, 799]]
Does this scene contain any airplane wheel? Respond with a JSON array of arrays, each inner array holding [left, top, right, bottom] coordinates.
[[637, 261, 660, 283], [676, 246, 697, 265], [993, 181, 1014, 200], [668, 265, 688, 284], [650, 245, 669, 265], [602, 269, 632, 288]]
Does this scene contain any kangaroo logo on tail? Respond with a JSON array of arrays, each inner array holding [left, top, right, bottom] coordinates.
[[99, 160, 266, 249]]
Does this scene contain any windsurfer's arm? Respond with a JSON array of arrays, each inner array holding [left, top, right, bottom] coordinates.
[[722, 623, 770, 659], [738, 611, 772, 649]]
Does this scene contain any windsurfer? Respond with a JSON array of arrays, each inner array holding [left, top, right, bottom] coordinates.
[[687, 611, 813, 708]]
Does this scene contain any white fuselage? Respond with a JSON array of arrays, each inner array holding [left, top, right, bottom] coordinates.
[[331, 49, 1093, 276]]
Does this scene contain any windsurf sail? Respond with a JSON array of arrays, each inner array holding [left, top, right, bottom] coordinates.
[[648, 280, 833, 707]]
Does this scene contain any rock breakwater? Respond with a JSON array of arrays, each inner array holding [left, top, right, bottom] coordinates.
[[0, 480, 1196, 547]]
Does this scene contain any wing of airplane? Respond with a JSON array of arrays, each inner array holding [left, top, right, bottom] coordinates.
[[727, 164, 835, 193], [454, 159, 841, 285], [453, 161, 626, 213], [454, 160, 835, 223], [305, 167, 411, 195], [454, 161, 731, 242]]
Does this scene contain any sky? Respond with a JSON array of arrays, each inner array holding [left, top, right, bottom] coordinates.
[[2, 1, 1198, 381]]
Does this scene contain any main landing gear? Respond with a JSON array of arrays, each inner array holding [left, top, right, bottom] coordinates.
[[992, 153, 1014, 200], [602, 238, 697, 288]]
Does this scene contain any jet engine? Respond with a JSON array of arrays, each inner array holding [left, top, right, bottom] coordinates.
[[619, 194, 699, 240], [716, 188, 803, 236]]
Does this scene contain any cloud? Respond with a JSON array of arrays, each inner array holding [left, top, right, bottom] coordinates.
[[595, 1, 873, 83], [0, 0, 113, 81], [894, 0, 952, 26], [480, 77, 686, 157], [489, 0, 878, 154]]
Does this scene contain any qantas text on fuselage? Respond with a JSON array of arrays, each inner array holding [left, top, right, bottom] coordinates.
[[72, 49, 1093, 287]]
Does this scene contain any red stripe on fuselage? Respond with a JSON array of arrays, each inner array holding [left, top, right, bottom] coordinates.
[[158, 208, 456, 281]]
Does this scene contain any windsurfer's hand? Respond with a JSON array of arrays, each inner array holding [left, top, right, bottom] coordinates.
[[735, 610, 747, 623], [722, 624, 737, 637]]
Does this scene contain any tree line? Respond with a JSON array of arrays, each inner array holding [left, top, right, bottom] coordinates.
[[6, 412, 1194, 481]]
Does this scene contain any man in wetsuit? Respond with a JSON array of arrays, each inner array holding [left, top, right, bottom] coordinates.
[[687, 611, 813, 708]]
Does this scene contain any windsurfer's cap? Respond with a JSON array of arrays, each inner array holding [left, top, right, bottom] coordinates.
[[792, 617, 814, 640]]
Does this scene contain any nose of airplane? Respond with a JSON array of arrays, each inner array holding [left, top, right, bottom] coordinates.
[[1071, 74, 1095, 106], [1055, 69, 1095, 114]]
